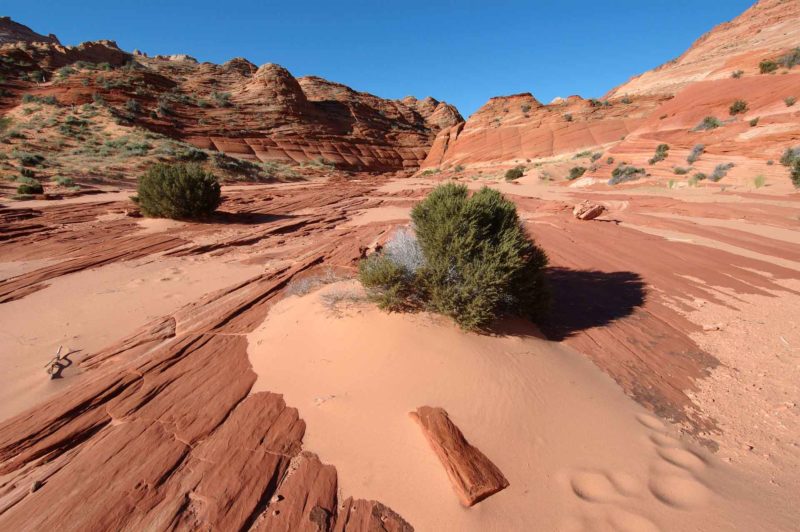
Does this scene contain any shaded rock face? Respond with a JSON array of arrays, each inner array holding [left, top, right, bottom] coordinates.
[[422, 0, 800, 171], [0, 19, 462, 172], [0, 17, 59, 46]]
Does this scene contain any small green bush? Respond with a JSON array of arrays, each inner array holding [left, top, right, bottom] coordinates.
[[749, 117, 760, 127], [778, 48, 800, 69], [785, 97, 797, 107], [125, 99, 141, 113], [709, 163, 734, 182], [505, 165, 525, 181], [753, 175, 765, 189], [687, 144, 705, 164], [608, 164, 645, 185], [649, 144, 669, 164], [453, 164, 465, 173], [359, 254, 415, 311], [729, 100, 748, 115], [791, 160, 800, 189], [606, 157, 615, 165], [759, 60, 778, 74], [694, 116, 722, 131], [731, 70, 743, 79], [564, 113, 573, 122], [567, 167, 586, 180], [17, 181, 43, 194], [411, 184, 549, 329], [136, 163, 221, 219], [53, 176, 75, 187], [673, 167, 689, 175], [211, 91, 232, 107], [780, 147, 800, 167], [590, 152, 602, 162], [693, 172, 707, 181]]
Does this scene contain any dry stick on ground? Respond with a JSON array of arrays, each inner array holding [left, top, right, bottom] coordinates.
[[410, 406, 509, 506]]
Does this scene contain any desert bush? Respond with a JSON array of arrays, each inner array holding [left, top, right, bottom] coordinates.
[[791, 160, 800, 189], [359, 253, 414, 311], [753, 175, 765, 189], [759, 60, 778, 74], [590, 152, 602, 162], [749, 117, 760, 127], [125, 99, 141, 113], [785, 97, 797, 107], [410, 184, 549, 329], [694, 116, 721, 131], [564, 113, 573, 122], [693, 173, 707, 181], [505, 165, 525, 181], [136, 163, 221, 219], [621, 96, 632, 104], [709, 162, 734, 182], [520, 104, 531, 113], [21, 94, 57, 105], [687, 144, 705, 164], [574, 150, 592, 159], [53, 175, 75, 187], [13, 150, 44, 166], [731, 70, 743, 79], [56, 66, 76, 79], [673, 167, 689, 175], [780, 147, 800, 167], [211, 91, 232, 107], [608, 164, 645, 185], [649, 144, 669, 164], [20, 167, 35, 178], [453, 164, 465, 173], [778, 48, 800, 69], [606, 157, 614, 165], [729, 100, 748, 115], [567, 166, 586, 180], [16, 179, 43, 194]]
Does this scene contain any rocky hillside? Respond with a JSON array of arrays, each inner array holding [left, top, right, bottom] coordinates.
[[0, 19, 461, 192], [422, 0, 800, 192], [0, 16, 59, 46]]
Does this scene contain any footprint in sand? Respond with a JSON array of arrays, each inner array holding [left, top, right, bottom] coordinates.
[[655, 446, 707, 473], [570, 470, 642, 503], [648, 475, 711, 510], [636, 413, 666, 432]]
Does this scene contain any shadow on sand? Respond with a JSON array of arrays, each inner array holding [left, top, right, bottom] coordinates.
[[539, 267, 647, 341]]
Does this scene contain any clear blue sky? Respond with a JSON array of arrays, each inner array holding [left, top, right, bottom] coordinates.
[[4, 0, 753, 117]]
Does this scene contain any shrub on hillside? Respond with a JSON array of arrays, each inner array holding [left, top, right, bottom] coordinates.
[[749, 117, 760, 127], [16, 178, 43, 194], [731, 70, 743, 79], [136, 163, 221, 219], [687, 144, 705, 164], [608, 164, 645, 185], [785, 97, 797, 107], [649, 144, 669, 164], [567, 166, 586, 180], [359, 184, 549, 330], [729, 100, 748, 116], [759, 60, 778, 74], [505, 165, 525, 181], [791, 160, 800, 189], [780, 147, 800, 167], [693, 116, 722, 131], [673, 167, 689, 175], [709, 163, 734, 182], [778, 48, 800, 69]]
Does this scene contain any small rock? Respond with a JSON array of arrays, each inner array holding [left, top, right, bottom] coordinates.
[[572, 201, 605, 221]]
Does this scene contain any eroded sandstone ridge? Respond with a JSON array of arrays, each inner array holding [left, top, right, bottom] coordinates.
[[422, 0, 800, 185]]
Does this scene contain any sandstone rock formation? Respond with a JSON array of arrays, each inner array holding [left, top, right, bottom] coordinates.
[[421, 0, 800, 190], [410, 407, 509, 506], [0, 17, 59, 46], [0, 20, 462, 173], [572, 201, 605, 221]]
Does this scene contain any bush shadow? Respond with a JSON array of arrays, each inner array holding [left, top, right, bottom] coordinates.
[[538, 267, 646, 341], [209, 211, 298, 225]]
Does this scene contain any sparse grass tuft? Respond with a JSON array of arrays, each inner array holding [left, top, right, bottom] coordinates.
[[729, 100, 748, 116]]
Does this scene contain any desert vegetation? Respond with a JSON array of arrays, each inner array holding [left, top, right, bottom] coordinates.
[[648, 144, 670, 164], [567, 167, 586, 180], [359, 183, 549, 330], [694, 116, 722, 131], [729, 100, 748, 115], [504, 165, 525, 181], [687, 144, 705, 164], [608, 164, 645, 185], [135, 163, 221, 219]]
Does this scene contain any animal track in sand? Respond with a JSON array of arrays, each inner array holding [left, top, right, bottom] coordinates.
[[648, 475, 711, 509], [570, 470, 642, 502]]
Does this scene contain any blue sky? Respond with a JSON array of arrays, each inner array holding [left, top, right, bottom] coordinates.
[[4, 0, 753, 117]]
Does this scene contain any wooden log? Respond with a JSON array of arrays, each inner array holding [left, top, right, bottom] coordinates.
[[409, 406, 509, 506]]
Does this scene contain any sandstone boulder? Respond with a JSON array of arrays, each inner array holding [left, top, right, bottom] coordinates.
[[573, 201, 606, 221]]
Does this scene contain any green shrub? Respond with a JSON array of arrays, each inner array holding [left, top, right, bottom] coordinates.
[[590, 152, 602, 162], [567, 166, 586, 180], [791, 160, 800, 189], [53, 176, 75, 187], [778, 48, 800, 69], [780, 147, 800, 166], [505, 165, 525, 181], [359, 253, 415, 311], [125, 99, 141, 113], [731, 70, 743, 79], [520, 104, 531, 113], [606, 157, 614, 165], [785, 97, 797, 107], [693, 172, 707, 181], [564, 113, 573, 122], [759, 60, 778, 74], [410, 184, 549, 329], [211, 91, 232, 107], [673, 167, 689, 175], [753, 175, 765, 189], [609, 164, 645, 185], [749, 117, 760, 127], [694, 116, 721, 131], [17, 181, 43, 194], [649, 144, 669, 164], [709, 163, 734, 182], [136, 163, 221, 219], [687, 144, 705, 164], [729, 100, 748, 115], [453, 164, 465, 173]]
